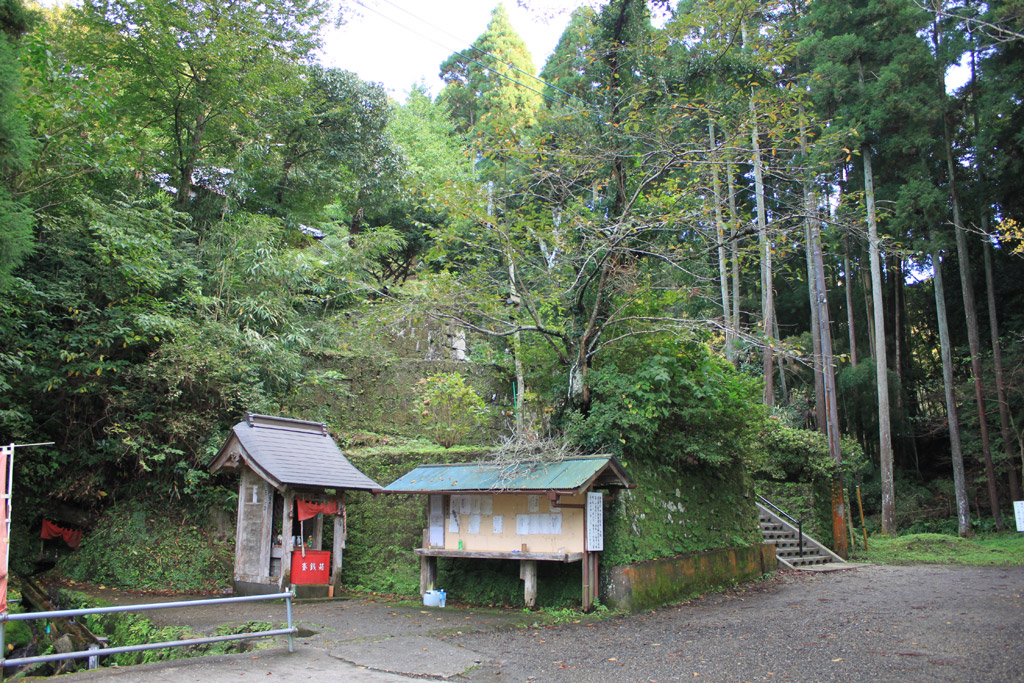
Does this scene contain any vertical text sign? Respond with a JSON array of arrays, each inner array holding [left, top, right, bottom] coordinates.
[[586, 491, 603, 552], [1014, 500, 1024, 533]]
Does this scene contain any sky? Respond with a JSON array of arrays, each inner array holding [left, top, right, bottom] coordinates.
[[319, 0, 591, 100]]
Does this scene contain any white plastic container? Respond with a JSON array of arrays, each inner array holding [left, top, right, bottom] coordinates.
[[423, 589, 446, 608]]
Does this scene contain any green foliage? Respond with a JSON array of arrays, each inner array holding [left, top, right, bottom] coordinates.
[[0, 0, 36, 289], [413, 373, 490, 448], [438, 557, 580, 608], [57, 499, 233, 592], [63, 590, 271, 666], [567, 339, 764, 468], [852, 532, 1024, 566], [750, 416, 867, 482]]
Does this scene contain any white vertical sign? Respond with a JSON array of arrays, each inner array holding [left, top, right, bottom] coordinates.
[[1014, 500, 1024, 533], [586, 491, 603, 551]]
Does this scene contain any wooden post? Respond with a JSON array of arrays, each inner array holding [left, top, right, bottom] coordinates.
[[279, 489, 293, 589], [591, 553, 600, 608], [330, 494, 346, 596], [856, 485, 869, 551], [311, 512, 324, 551], [419, 529, 437, 595], [582, 551, 591, 612], [521, 560, 538, 608]]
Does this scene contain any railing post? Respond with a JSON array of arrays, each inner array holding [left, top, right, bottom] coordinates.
[[798, 521, 804, 558], [1, 618, 6, 670], [285, 591, 294, 653]]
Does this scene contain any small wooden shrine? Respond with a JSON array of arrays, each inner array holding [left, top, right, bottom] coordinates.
[[383, 456, 633, 610], [210, 413, 381, 596]]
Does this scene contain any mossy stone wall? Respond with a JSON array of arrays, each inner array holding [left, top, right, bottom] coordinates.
[[603, 461, 762, 567], [305, 353, 512, 440], [603, 544, 776, 611]]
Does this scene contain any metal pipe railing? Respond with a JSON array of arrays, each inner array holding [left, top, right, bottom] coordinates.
[[0, 590, 296, 670], [757, 495, 804, 558]]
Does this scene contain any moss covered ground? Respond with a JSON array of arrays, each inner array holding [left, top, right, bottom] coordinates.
[[850, 532, 1024, 566]]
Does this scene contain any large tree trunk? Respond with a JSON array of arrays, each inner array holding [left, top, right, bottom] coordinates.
[[710, 121, 733, 363], [728, 160, 742, 369], [864, 147, 895, 535], [751, 95, 775, 406], [843, 233, 858, 367], [943, 103, 1004, 529], [929, 17, 1002, 525], [932, 237, 972, 536], [984, 236, 1022, 500], [806, 218, 825, 431], [802, 116, 847, 556]]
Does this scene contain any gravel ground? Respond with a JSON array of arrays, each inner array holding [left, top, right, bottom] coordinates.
[[453, 564, 1024, 682], [55, 564, 1024, 682]]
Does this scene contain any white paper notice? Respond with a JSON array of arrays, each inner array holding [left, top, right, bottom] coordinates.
[[481, 496, 493, 515], [515, 514, 563, 535], [586, 491, 604, 551], [528, 495, 540, 512], [470, 496, 481, 515], [448, 506, 460, 533], [459, 495, 472, 515], [493, 515, 503, 534], [468, 514, 481, 534]]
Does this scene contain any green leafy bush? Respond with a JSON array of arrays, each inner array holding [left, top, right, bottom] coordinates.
[[57, 499, 232, 592], [750, 416, 867, 481], [566, 339, 764, 468], [413, 372, 490, 448]]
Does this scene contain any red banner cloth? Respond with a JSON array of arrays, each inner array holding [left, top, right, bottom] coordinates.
[[296, 500, 338, 522], [40, 519, 83, 549]]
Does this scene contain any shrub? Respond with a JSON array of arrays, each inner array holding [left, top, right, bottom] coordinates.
[[566, 339, 764, 468], [413, 373, 490, 448]]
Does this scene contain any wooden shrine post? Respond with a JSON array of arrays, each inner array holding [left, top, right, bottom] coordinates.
[[420, 529, 437, 595], [331, 492, 347, 595]]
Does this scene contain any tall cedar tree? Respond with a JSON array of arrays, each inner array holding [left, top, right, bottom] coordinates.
[[438, 3, 541, 144]]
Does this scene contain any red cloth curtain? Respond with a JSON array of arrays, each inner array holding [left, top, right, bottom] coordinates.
[[40, 519, 83, 549], [296, 500, 338, 522]]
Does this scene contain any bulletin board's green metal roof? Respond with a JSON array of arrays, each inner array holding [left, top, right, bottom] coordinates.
[[382, 456, 633, 495]]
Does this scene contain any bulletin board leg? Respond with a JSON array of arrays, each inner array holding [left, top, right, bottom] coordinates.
[[522, 560, 538, 608]]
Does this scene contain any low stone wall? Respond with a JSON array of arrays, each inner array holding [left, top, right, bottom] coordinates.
[[602, 543, 776, 611]]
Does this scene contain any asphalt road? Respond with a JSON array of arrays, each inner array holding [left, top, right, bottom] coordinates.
[[56, 564, 1023, 682]]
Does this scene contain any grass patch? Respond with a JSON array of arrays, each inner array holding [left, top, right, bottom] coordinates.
[[851, 532, 1024, 566]]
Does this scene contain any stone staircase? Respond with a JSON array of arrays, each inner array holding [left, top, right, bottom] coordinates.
[[757, 500, 846, 570]]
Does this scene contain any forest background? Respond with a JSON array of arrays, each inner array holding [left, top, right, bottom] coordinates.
[[2, 0, 1023, 587]]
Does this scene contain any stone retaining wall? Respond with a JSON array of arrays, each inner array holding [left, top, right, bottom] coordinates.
[[603, 543, 776, 611]]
